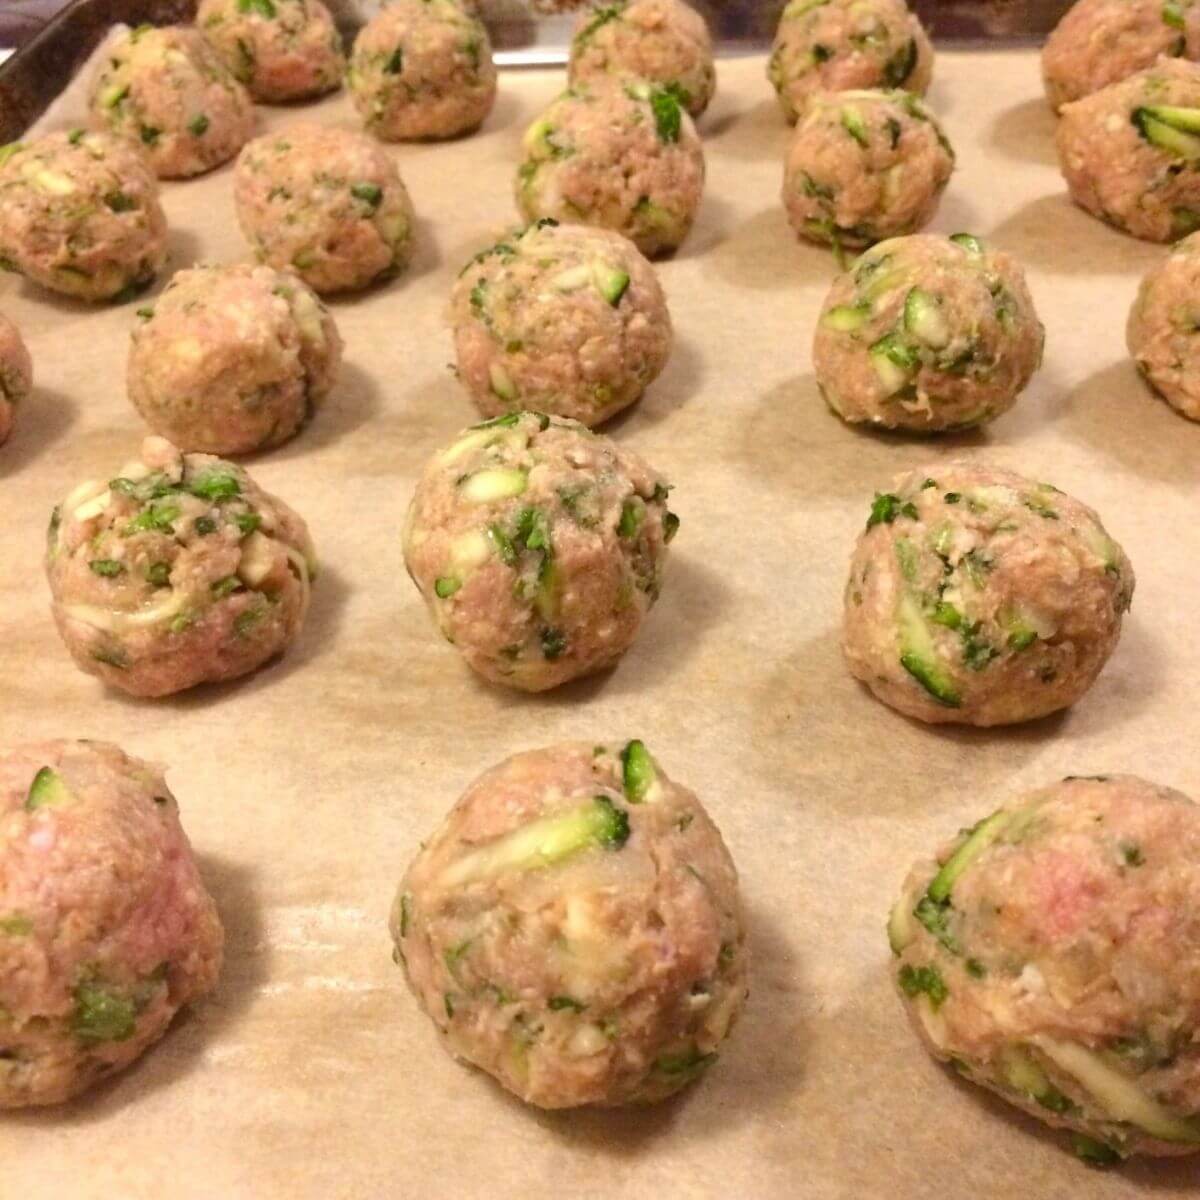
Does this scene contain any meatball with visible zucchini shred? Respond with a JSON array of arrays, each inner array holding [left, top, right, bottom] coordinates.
[[0, 312, 33, 446], [843, 463, 1134, 726], [403, 412, 679, 691], [392, 740, 746, 1108], [451, 219, 672, 426], [783, 88, 954, 251], [0, 739, 222, 1107], [0, 130, 167, 303], [890, 775, 1200, 1160], [813, 233, 1043, 433], [47, 436, 316, 698]]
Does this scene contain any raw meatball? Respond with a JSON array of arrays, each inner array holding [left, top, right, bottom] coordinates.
[[889, 775, 1200, 1159], [567, 0, 717, 118], [1128, 230, 1200, 419], [392, 740, 746, 1108], [128, 263, 342, 454], [767, 0, 934, 125], [0, 312, 33, 446], [234, 125, 415, 294], [0, 130, 167, 302], [1043, 0, 1200, 111], [783, 88, 954, 250], [1057, 57, 1200, 242], [88, 25, 254, 179], [813, 233, 1043, 432], [403, 412, 678, 691], [348, 0, 497, 141], [46, 436, 316, 698], [196, 0, 344, 103], [843, 463, 1134, 727], [0, 739, 222, 1107], [451, 219, 672, 426], [516, 82, 705, 257]]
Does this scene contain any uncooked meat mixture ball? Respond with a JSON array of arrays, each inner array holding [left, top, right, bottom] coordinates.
[[1043, 0, 1200, 111], [767, 0, 934, 125], [813, 233, 1043, 432], [0, 739, 223, 1108], [88, 24, 253, 179], [515, 82, 705, 257], [843, 463, 1133, 727], [348, 0, 497, 141], [567, 0, 717, 118], [1128, 230, 1200, 419], [0, 130, 167, 302], [1057, 57, 1200, 242], [0, 313, 32, 446], [783, 88, 954, 250], [128, 263, 341, 454], [403, 412, 679, 691], [234, 125, 415, 294], [196, 0, 344, 103], [392, 740, 746, 1108], [890, 775, 1200, 1160], [451, 219, 671, 426], [47, 436, 316, 698]]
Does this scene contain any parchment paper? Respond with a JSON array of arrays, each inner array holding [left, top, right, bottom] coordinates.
[[1, 48, 1196, 1200]]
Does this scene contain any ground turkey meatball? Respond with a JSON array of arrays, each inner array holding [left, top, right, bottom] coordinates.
[[889, 775, 1200, 1160], [0, 130, 167, 303], [783, 88, 954, 250], [403, 412, 678, 691], [767, 0, 934, 125], [843, 463, 1134, 727], [348, 0, 497, 141], [567, 0, 717, 118], [0, 739, 222, 1107], [196, 0, 344, 103], [234, 126, 415, 294], [1057, 57, 1200, 242], [1127, 230, 1200, 419], [1043, 0, 1200, 111], [516, 82, 705, 258], [128, 263, 341, 454], [0, 312, 33, 446], [392, 740, 746, 1108], [813, 233, 1043, 432], [88, 25, 254, 179], [451, 220, 671, 426], [46, 436, 316, 698]]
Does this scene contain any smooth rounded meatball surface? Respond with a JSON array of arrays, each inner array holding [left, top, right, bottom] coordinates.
[[813, 233, 1044, 432], [1043, 0, 1200, 111], [0, 312, 33, 446], [1057, 57, 1200, 242], [196, 0, 344, 103], [843, 463, 1134, 727], [128, 263, 341, 454], [47, 436, 316, 698], [348, 0, 497, 141], [0, 130, 167, 302], [516, 82, 705, 257], [88, 25, 254, 179], [403, 412, 678, 691], [767, 0, 934, 125], [234, 126, 415, 294], [567, 0, 716, 118], [392, 740, 746, 1108], [783, 88, 954, 249], [451, 220, 672, 426], [890, 775, 1200, 1159], [0, 739, 222, 1107]]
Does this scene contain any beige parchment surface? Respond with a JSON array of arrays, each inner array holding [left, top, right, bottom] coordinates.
[[0, 47, 1196, 1200]]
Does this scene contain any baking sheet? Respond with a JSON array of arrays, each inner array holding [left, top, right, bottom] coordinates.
[[1, 47, 1197, 1200]]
